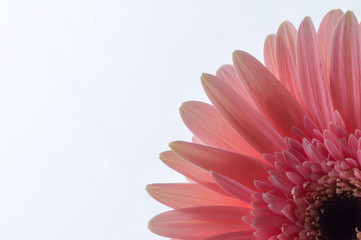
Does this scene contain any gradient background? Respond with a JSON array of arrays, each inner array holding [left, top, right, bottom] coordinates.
[[0, 1, 360, 239]]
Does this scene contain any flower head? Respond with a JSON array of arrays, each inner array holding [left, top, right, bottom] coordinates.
[[147, 9, 361, 240]]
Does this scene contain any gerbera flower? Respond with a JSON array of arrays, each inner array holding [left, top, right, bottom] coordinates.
[[147, 9, 361, 240]]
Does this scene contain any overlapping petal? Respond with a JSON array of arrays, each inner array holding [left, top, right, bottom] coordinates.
[[330, 11, 361, 132], [317, 9, 344, 84], [180, 101, 261, 158], [275, 21, 303, 106], [216, 65, 256, 108], [149, 206, 253, 240], [296, 17, 334, 129], [202, 231, 256, 240], [201, 73, 286, 154], [263, 34, 278, 79], [170, 141, 269, 191], [148, 9, 361, 240], [147, 183, 247, 209], [160, 151, 228, 195], [233, 50, 306, 137]]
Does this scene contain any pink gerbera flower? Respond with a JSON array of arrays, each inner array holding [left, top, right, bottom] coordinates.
[[147, 9, 361, 240]]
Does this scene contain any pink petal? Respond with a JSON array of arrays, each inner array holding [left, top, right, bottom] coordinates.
[[254, 230, 279, 240], [330, 11, 361, 132], [180, 101, 261, 158], [296, 17, 335, 129], [317, 9, 344, 84], [216, 65, 256, 109], [170, 141, 269, 191], [233, 50, 306, 137], [324, 139, 344, 160], [263, 34, 279, 79], [201, 231, 256, 240], [212, 172, 254, 204], [160, 151, 227, 194], [252, 215, 290, 227], [148, 206, 252, 240], [192, 135, 205, 144], [276, 21, 304, 106], [201, 73, 286, 154], [146, 183, 247, 209], [268, 175, 293, 197]]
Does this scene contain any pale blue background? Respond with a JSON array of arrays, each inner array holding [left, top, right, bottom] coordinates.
[[0, 1, 359, 239]]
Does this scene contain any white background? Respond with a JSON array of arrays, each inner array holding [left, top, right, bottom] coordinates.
[[0, 1, 360, 239]]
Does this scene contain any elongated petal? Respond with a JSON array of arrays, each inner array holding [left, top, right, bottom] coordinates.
[[212, 172, 254, 204], [202, 231, 256, 240], [180, 101, 261, 158], [201, 73, 286, 153], [149, 206, 252, 240], [253, 215, 290, 226], [318, 9, 343, 84], [216, 65, 255, 108], [276, 21, 304, 106], [170, 141, 269, 191], [330, 11, 361, 132], [146, 183, 247, 209], [160, 151, 227, 194], [264, 34, 279, 79], [233, 50, 306, 137], [296, 17, 334, 129]]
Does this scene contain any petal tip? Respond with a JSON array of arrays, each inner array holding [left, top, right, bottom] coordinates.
[[343, 10, 357, 22], [145, 184, 155, 194], [328, 9, 343, 15], [232, 50, 245, 58], [264, 34, 276, 42], [277, 20, 295, 34], [159, 151, 173, 163], [232, 50, 252, 66], [200, 73, 214, 85], [169, 141, 182, 151], [147, 217, 157, 233], [179, 102, 187, 112], [201, 72, 211, 79], [279, 20, 292, 28], [216, 64, 233, 77], [301, 16, 313, 25]]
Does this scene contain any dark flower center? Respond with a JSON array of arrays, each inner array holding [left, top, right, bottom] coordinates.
[[318, 192, 361, 240]]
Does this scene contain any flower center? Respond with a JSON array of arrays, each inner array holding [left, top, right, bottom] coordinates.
[[316, 192, 361, 240]]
